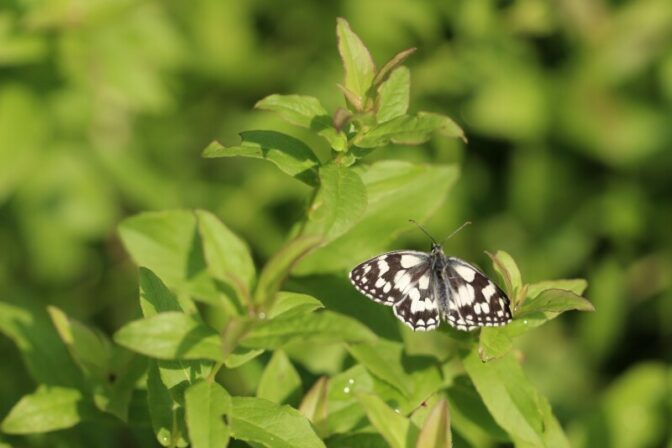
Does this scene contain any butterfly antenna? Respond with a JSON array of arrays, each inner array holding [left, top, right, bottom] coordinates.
[[442, 221, 472, 244], [408, 219, 439, 245]]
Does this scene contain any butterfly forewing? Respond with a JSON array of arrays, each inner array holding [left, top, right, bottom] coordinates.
[[349, 251, 440, 331], [443, 258, 512, 330]]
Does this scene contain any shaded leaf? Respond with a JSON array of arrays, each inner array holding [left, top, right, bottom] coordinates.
[[336, 18, 375, 102], [0, 299, 85, 388], [303, 164, 367, 241], [1, 386, 91, 435], [257, 350, 302, 405], [203, 131, 319, 186], [377, 67, 410, 123], [114, 312, 224, 362], [147, 361, 188, 447], [348, 341, 411, 397], [119, 210, 218, 305], [241, 311, 376, 349], [357, 393, 418, 448], [230, 396, 326, 448], [253, 235, 323, 306], [185, 380, 231, 448]]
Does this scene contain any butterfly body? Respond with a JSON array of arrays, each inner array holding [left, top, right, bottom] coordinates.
[[349, 243, 512, 332]]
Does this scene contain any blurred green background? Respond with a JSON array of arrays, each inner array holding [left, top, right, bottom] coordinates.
[[1, 0, 670, 447]]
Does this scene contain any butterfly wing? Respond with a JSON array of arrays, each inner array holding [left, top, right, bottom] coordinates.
[[443, 257, 512, 331], [349, 251, 440, 331]]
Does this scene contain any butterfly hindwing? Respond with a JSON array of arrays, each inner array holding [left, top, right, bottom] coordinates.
[[443, 257, 512, 330]]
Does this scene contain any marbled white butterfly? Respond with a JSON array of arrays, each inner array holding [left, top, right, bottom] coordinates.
[[349, 221, 512, 332]]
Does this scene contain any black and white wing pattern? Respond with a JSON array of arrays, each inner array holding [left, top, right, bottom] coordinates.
[[350, 247, 513, 332], [442, 257, 512, 331], [349, 251, 440, 331]]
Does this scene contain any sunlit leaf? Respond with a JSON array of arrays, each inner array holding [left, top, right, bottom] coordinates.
[[377, 66, 410, 123], [356, 393, 419, 448], [336, 18, 375, 102], [518, 288, 595, 316], [415, 398, 452, 448], [114, 312, 224, 362], [185, 380, 231, 448], [203, 131, 320, 185], [230, 396, 326, 448], [355, 112, 465, 148]]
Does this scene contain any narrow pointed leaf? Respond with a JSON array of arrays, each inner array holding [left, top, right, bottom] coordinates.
[[526, 279, 588, 299], [147, 361, 188, 447], [357, 393, 418, 448], [486, 250, 523, 300], [374, 47, 417, 86], [299, 377, 329, 429], [415, 398, 452, 448], [336, 18, 375, 101]]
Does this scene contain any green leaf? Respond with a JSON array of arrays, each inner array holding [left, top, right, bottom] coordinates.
[[377, 67, 410, 123], [415, 399, 452, 448], [241, 311, 376, 349], [253, 235, 323, 306], [486, 250, 523, 301], [526, 279, 588, 299], [296, 161, 459, 275], [203, 130, 319, 186], [114, 312, 224, 362], [230, 396, 326, 448], [257, 350, 302, 405], [478, 327, 513, 362], [255, 95, 349, 152], [348, 341, 411, 397], [0, 299, 85, 388], [518, 288, 595, 316], [47, 306, 111, 381], [196, 210, 256, 301], [299, 377, 329, 434], [336, 18, 375, 103], [356, 393, 418, 448], [139, 267, 184, 317], [1, 386, 90, 434], [374, 47, 417, 86], [147, 361, 188, 447], [255, 94, 329, 128], [185, 380, 231, 448], [119, 210, 219, 305], [268, 292, 324, 319], [303, 165, 367, 241], [355, 112, 465, 148], [462, 349, 569, 447]]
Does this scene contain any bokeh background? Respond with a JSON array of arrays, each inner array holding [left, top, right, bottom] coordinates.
[[1, 0, 670, 447]]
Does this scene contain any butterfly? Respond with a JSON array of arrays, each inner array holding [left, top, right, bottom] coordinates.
[[348, 222, 513, 332]]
